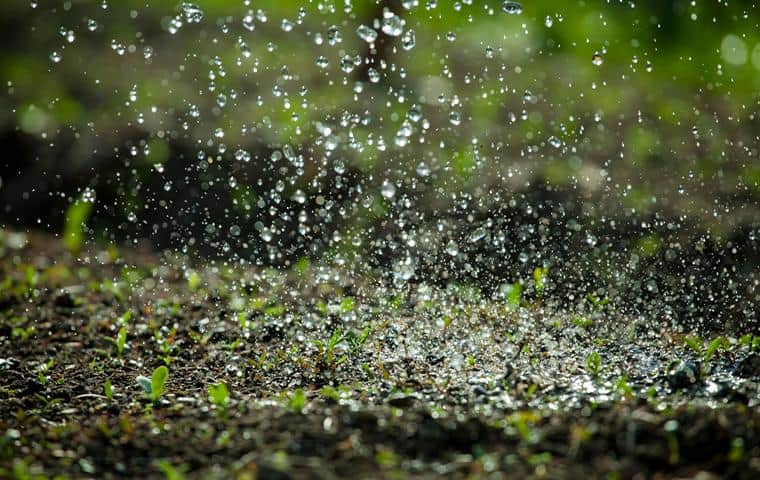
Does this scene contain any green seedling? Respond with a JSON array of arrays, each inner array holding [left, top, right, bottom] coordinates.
[[186, 270, 201, 291], [116, 326, 127, 357], [287, 389, 306, 412], [312, 329, 349, 368], [683, 334, 730, 376], [572, 316, 593, 328], [502, 282, 523, 309], [37, 359, 55, 386], [208, 383, 229, 413], [137, 366, 169, 403], [63, 194, 94, 254], [585, 351, 602, 378], [533, 266, 549, 296], [738, 333, 760, 351], [104, 379, 113, 401], [156, 460, 187, 480], [614, 376, 634, 399], [339, 296, 356, 313]]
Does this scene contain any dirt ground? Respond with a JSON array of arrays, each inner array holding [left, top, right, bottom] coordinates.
[[1, 230, 759, 479]]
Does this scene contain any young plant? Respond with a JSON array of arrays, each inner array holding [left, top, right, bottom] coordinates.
[[287, 389, 306, 413], [683, 334, 730, 376], [116, 326, 127, 357], [208, 382, 230, 414], [104, 379, 113, 401], [137, 366, 169, 403], [63, 194, 94, 254], [312, 329, 349, 368], [585, 351, 602, 378], [533, 266, 550, 296]]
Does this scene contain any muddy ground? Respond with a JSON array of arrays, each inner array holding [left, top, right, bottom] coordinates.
[[1, 229, 760, 479]]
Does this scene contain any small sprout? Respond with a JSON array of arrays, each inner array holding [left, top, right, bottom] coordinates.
[[339, 296, 356, 313], [104, 379, 113, 401], [684, 335, 703, 356], [319, 385, 340, 401], [137, 366, 169, 403], [738, 333, 759, 351], [683, 334, 730, 376], [116, 326, 127, 357], [118, 309, 133, 326], [63, 194, 94, 254], [375, 449, 399, 469], [287, 389, 306, 412], [37, 358, 55, 386], [703, 336, 730, 364], [585, 351, 602, 378], [156, 460, 187, 480], [614, 376, 634, 399], [572, 316, 593, 328], [664, 420, 680, 465], [208, 382, 229, 411], [503, 282, 523, 309], [533, 266, 549, 295], [729, 437, 745, 462], [186, 270, 201, 291]]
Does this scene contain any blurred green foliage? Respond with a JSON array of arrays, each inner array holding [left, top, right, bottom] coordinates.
[[0, 0, 758, 242]]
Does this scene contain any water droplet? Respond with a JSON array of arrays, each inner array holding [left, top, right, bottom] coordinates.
[[544, 16, 553, 28], [315, 56, 329, 69], [501, 1, 523, 15], [356, 25, 378, 43], [592, 53, 604, 66], [468, 227, 487, 243], [401, 29, 416, 50], [381, 180, 396, 199], [180, 2, 204, 23], [381, 10, 404, 37], [446, 240, 459, 256], [49, 51, 62, 63]]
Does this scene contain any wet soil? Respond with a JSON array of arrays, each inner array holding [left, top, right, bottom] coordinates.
[[1, 230, 759, 479]]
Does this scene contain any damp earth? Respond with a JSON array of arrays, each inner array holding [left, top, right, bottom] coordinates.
[[1, 1, 759, 479]]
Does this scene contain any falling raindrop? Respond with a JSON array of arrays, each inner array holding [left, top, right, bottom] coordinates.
[[381, 180, 397, 199], [356, 25, 378, 43], [501, 1, 523, 15]]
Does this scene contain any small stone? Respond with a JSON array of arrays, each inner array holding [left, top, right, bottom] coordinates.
[[736, 353, 760, 378], [667, 361, 700, 390]]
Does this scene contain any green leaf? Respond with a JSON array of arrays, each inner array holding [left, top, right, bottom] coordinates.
[[116, 326, 127, 356], [104, 379, 113, 401], [505, 282, 523, 309], [136, 375, 152, 395], [63, 195, 94, 254], [586, 351, 602, 378], [151, 366, 169, 402], [683, 335, 703, 355], [704, 336, 729, 364], [287, 389, 306, 412], [339, 297, 356, 313], [208, 383, 229, 408]]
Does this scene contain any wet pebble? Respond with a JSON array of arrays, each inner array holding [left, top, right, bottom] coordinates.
[[667, 361, 700, 390], [736, 353, 760, 378], [387, 392, 420, 408]]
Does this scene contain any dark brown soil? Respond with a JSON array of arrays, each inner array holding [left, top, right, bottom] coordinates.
[[1, 231, 759, 479]]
